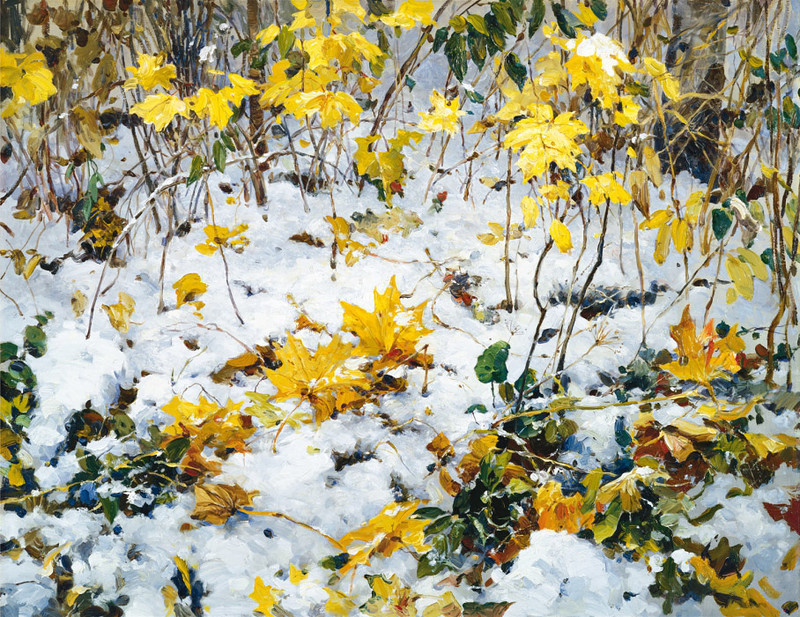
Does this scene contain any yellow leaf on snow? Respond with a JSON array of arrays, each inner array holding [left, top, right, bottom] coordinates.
[[249, 577, 284, 616], [173, 273, 207, 308], [191, 482, 257, 525], [550, 219, 573, 253], [340, 276, 431, 363], [338, 500, 431, 572], [288, 564, 308, 584], [102, 292, 136, 333], [324, 587, 357, 616]]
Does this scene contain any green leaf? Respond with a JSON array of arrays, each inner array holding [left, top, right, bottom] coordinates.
[[23, 325, 46, 358], [187, 155, 203, 186], [100, 496, 119, 524], [405, 76, 416, 91], [474, 341, 510, 384], [462, 602, 513, 617], [761, 248, 775, 272], [220, 132, 236, 152], [0, 342, 19, 362], [686, 504, 723, 525], [277, 26, 295, 59], [414, 506, 447, 519], [367, 0, 392, 17], [231, 39, 252, 57], [528, 0, 545, 37], [165, 437, 190, 463], [212, 140, 227, 173], [467, 28, 487, 69], [490, 3, 516, 35], [432, 27, 448, 53], [444, 33, 467, 81], [592, 497, 622, 542], [466, 403, 489, 414], [552, 3, 577, 38], [466, 14, 488, 35], [417, 552, 445, 577], [590, 0, 608, 20], [711, 208, 732, 241], [464, 88, 485, 104], [424, 515, 453, 535], [786, 34, 797, 60], [504, 52, 527, 90]]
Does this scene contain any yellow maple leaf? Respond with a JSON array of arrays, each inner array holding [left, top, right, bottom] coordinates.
[[379, 0, 434, 29], [249, 577, 284, 616], [124, 52, 176, 91], [102, 292, 136, 333], [659, 306, 743, 386], [191, 482, 256, 525], [0, 50, 57, 106], [418, 90, 466, 135], [186, 87, 233, 128], [596, 466, 668, 512], [361, 574, 420, 617], [338, 500, 431, 573], [283, 90, 362, 128], [643, 58, 680, 101], [582, 172, 631, 207], [504, 107, 587, 180], [173, 273, 207, 309], [131, 93, 189, 131], [340, 276, 431, 365], [256, 24, 281, 46], [533, 481, 594, 533], [267, 334, 371, 424]]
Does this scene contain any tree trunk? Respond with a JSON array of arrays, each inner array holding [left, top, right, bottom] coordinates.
[[247, 0, 267, 207]]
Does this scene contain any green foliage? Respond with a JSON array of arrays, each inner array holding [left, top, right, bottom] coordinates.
[[474, 341, 510, 384]]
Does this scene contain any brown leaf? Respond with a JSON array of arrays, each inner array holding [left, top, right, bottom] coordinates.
[[191, 482, 256, 525], [462, 602, 513, 617]]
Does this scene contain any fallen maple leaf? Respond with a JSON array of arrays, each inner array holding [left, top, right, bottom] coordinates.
[[101, 292, 136, 333], [191, 482, 256, 525]]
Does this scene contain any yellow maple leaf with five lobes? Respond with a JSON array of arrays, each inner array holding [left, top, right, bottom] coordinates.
[[267, 334, 371, 424], [379, 0, 434, 29], [659, 306, 744, 386], [338, 500, 431, 573], [249, 577, 284, 616], [283, 90, 362, 129], [0, 50, 57, 107], [102, 292, 136, 333], [124, 52, 176, 91], [131, 93, 189, 131], [504, 106, 588, 181], [418, 90, 466, 135], [341, 276, 431, 365], [582, 171, 632, 207]]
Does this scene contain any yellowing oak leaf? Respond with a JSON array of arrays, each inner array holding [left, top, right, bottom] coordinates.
[[658, 306, 743, 386], [191, 482, 256, 525], [267, 334, 371, 424], [173, 273, 207, 309], [102, 292, 136, 333], [131, 93, 189, 131], [418, 90, 466, 135], [340, 276, 431, 365], [338, 500, 431, 573], [549, 219, 573, 253], [249, 577, 284, 616], [124, 52, 176, 91]]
